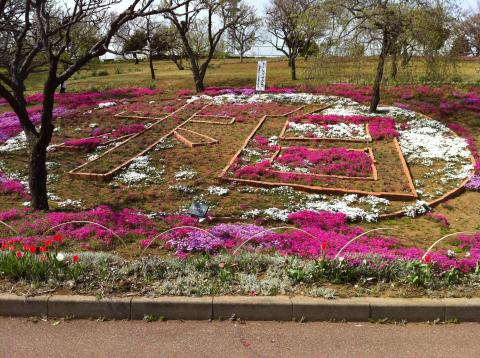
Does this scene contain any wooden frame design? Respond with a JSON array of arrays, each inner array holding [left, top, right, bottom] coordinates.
[[113, 110, 171, 121], [266, 146, 379, 182], [219, 104, 419, 201], [189, 114, 236, 125], [69, 102, 199, 181], [173, 128, 219, 147], [278, 119, 373, 143]]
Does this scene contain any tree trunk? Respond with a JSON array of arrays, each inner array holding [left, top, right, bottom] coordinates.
[[390, 53, 398, 81], [370, 32, 388, 113], [27, 87, 55, 211], [191, 65, 204, 92], [149, 51, 155, 80], [28, 138, 49, 210], [134, 53, 139, 65], [240, 52, 244, 63], [290, 56, 297, 80]]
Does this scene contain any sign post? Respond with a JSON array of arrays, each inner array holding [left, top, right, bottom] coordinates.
[[256, 61, 267, 92]]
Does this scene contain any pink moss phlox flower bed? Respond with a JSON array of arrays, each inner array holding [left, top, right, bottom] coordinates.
[[234, 161, 271, 180], [446, 123, 480, 189], [1, 208, 479, 272], [310, 83, 372, 103], [0, 174, 29, 198], [0, 206, 161, 249], [63, 137, 103, 151], [425, 212, 450, 228], [62, 123, 146, 151], [275, 147, 373, 177], [0, 88, 160, 108], [368, 117, 399, 140]]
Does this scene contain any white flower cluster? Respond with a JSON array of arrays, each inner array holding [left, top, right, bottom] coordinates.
[[0, 132, 27, 152], [175, 167, 198, 181], [97, 102, 116, 109], [399, 118, 471, 163], [242, 207, 290, 222], [297, 194, 389, 222], [402, 200, 430, 218], [238, 185, 391, 222], [116, 155, 164, 186], [169, 184, 197, 195], [189, 93, 359, 107], [207, 186, 229, 196], [57, 199, 83, 208], [286, 121, 368, 140]]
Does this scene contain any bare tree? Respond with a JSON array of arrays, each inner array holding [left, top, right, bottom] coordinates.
[[151, 23, 187, 70], [265, 0, 325, 80], [164, 0, 250, 92], [339, 0, 415, 112], [461, 13, 480, 56], [115, 15, 164, 78], [0, 0, 187, 210], [227, 2, 261, 63]]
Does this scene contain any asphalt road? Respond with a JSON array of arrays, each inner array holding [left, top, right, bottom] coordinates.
[[1, 317, 479, 357]]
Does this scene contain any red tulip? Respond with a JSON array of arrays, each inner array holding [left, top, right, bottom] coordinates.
[[22, 244, 29, 251], [40, 246, 47, 253], [8, 246, 15, 252], [53, 233, 62, 242], [423, 255, 431, 264], [45, 240, 53, 247], [29, 246, 36, 254], [1, 243, 7, 250], [16, 251, 23, 258], [72, 255, 79, 263], [8, 239, 14, 245], [321, 242, 328, 251]]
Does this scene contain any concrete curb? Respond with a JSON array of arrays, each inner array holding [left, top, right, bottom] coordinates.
[[2, 294, 480, 322]]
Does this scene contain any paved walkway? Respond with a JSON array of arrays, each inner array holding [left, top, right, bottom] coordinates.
[[1, 317, 479, 357]]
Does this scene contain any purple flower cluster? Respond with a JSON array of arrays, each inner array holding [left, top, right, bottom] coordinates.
[[0, 106, 67, 143], [466, 176, 480, 191]]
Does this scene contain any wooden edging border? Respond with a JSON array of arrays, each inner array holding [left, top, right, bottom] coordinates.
[[114, 110, 171, 121], [266, 146, 378, 182], [190, 114, 236, 125], [220, 176, 418, 201], [174, 128, 219, 148], [68, 102, 208, 181], [218, 104, 331, 178], [4, 294, 480, 322], [279, 123, 372, 143], [219, 103, 418, 201], [379, 155, 477, 219]]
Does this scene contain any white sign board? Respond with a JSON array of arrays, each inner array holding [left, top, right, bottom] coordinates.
[[256, 61, 267, 91]]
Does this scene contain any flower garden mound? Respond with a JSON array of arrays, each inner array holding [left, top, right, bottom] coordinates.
[[0, 91, 475, 223]]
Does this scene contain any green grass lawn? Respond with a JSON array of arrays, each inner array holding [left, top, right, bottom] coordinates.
[[21, 56, 480, 95]]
